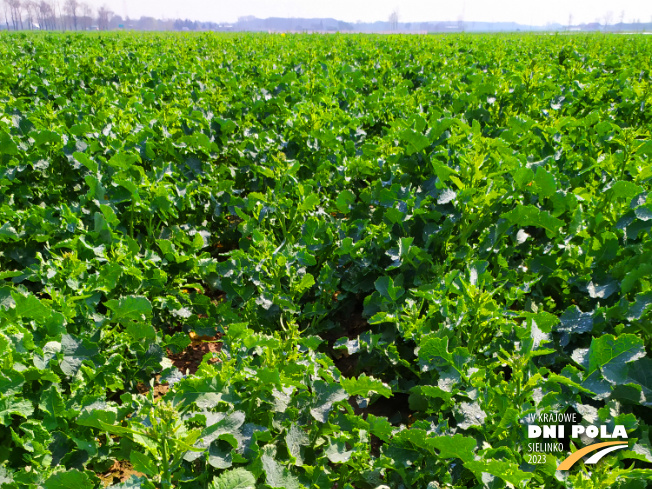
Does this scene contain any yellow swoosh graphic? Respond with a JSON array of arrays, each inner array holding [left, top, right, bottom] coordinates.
[[557, 441, 628, 470]]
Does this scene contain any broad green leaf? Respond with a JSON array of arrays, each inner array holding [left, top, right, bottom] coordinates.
[[43, 469, 94, 489], [587, 334, 646, 380], [340, 373, 392, 398], [310, 380, 347, 422], [431, 160, 458, 182], [73, 152, 98, 173], [130, 451, 157, 477], [374, 276, 404, 301], [76, 401, 117, 430], [295, 273, 315, 293], [125, 321, 157, 341], [60, 334, 99, 376], [465, 459, 532, 487], [12, 292, 51, 321], [325, 440, 352, 463], [0, 397, 34, 426], [299, 193, 320, 212], [557, 305, 593, 334], [610, 181, 644, 200], [401, 128, 429, 155], [628, 292, 652, 321], [200, 411, 246, 445], [0, 223, 19, 241], [207, 443, 232, 469], [534, 167, 556, 198], [210, 468, 256, 489], [0, 131, 17, 155], [454, 401, 487, 429], [513, 167, 534, 188], [105, 296, 152, 322], [429, 434, 476, 462], [100, 204, 119, 225], [417, 337, 453, 370], [286, 424, 309, 466], [335, 189, 356, 214], [367, 414, 394, 442], [501, 204, 564, 235], [261, 446, 300, 489]]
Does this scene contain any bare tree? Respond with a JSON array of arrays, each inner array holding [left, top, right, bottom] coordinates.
[[619, 10, 625, 30], [97, 3, 111, 30], [79, 1, 91, 29], [388, 9, 399, 31], [37, 0, 54, 29], [603, 11, 613, 31], [63, 0, 77, 29], [24, 0, 37, 28], [5, 0, 24, 30], [3, 2, 10, 29]]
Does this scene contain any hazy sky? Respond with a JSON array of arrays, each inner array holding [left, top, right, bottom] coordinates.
[[88, 0, 651, 26]]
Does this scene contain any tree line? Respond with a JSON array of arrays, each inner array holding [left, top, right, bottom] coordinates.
[[2, 0, 114, 30]]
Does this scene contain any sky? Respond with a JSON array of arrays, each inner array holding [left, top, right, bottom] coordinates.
[[86, 0, 652, 26]]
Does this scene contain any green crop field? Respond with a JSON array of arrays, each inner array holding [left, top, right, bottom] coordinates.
[[0, 31, 651, 488]]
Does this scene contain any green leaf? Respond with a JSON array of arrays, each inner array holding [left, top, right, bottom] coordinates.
[[0, 223, 19, 242], [429, 434, 476, 462], [523, 311, 559, 332], [610, 181, 644, 200], [534, 167, 557, 199], [100, 204, 119, 225], [76, 401, 117, 430], [367, 414, 394, 442], [130, 451, 157, 477], [513, 167, 534, 188], [401, 128, 430, 155], [12, 292, 51, 321], [286, 424, 309, 466], [210, 468, 256, 489], [295, 273, 315, 294], [454, 401, 487, 429], [261, 446, 300, 489], [60, 334, 99, 376], [340, 374, 392, 398], [622, 264, 652, 294], [43, 469, 94, 489], [628, 292, 652, 321], [207, 443, 233, 469], [125, 321, 157, 341], [105, 296, 152, 323], [0, 131, 17, 155], [299, 193, 320, 212], [325, 440, 352, 463], [310, 380, 348, 422], [557, 305, 593, 334], [501, 205, 564, 236], [335, 189, 356, 214], [374, 276, 404, 301], [431, 160, 458, 182], [417, 337, 453, 371], [73, 152, 98, 173], [465, 459, 532, 487], [587, 334, 646, 379], [0, 397, 34, 426], [200, 411, 246, 445]]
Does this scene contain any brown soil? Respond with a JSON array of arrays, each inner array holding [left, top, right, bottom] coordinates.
[[135, 375, 170, 402], [99, 460, 144, 487], [324, 297, 372, 377], [166, 332, 222, 376]]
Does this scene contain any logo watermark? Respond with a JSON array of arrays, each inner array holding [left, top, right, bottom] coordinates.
[[524, 412, 628, 470]]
